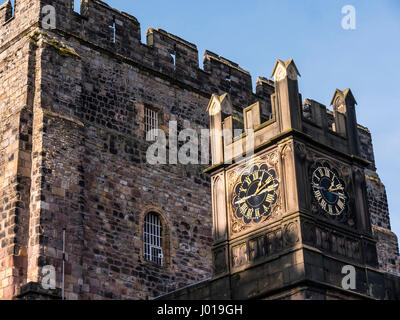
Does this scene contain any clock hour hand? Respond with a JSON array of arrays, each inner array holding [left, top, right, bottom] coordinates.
[[254, 180, 275, 196], [254, 172, 265, 194]]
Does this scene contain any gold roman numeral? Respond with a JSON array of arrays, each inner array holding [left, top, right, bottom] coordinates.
[[337, 199, 345, 209], [253, 171, 259, 180], [264, 175, 272, 186], [266, 194, 275, 203], [246, 208, 254, 219], [314, 190, 322, 201], [338, 192, 346, 200], [240, 203, 249, 214], [239, 186, 247, 193], [320, 199, 327, 211]]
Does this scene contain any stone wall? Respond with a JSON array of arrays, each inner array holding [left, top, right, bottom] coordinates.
[[0, 27, 39, 299], [360, 124, 399, 275], [366, 169, 400, 275]]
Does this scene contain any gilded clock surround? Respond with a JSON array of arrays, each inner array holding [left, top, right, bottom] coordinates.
[[227, 151, 282, 235], [232, 164, 279, 224]]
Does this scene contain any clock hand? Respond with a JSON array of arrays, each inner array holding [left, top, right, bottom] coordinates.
[[330, 191, 347, 199], [255, 182, 277, 196], [328, 180, 335, 192], [328, 174, 343, 191], [254, 172, 265, 194], [254, 184, 265, 196], [313, 185, 327, 191], [257, 187, 276, 196], [255, 179, 271, 196], [234, 195, 253, 205], [235, 183, 278, 205], [314, 185, 346, 197], [329, 187, 344, 192]]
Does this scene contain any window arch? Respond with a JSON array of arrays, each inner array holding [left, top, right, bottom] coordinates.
[[143, 212, 163, 265]]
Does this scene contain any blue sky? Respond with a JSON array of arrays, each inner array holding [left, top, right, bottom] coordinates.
[[71, 1, 396, 237]]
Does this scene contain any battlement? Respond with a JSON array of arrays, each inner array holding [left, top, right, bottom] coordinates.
[[0, 1, 12, 23], [0, 0, 262, 108], [256, 77, 275, 97], [207, 59, 370, 166], [0, 0, 376, 166], [0, 0, 376, 164]]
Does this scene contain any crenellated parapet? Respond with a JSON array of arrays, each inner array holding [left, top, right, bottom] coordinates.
[[203, 51, 254, 105], [0, 0, 380, 146], [207, 58, 367, 166], [0, 0, 270, 109], [0, 0, 12, 23]]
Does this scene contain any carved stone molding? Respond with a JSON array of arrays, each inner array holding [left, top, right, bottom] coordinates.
[[212, 173, 227, 241], [340, 164, 352, 178], [294, 141, 307, 163], [354, 168, 365, 184], [279, 141, 294, 161], [267, 150, 279, 167], [301, 220, 362, 263], [231, 220, 299, 270], [232, 243, 248, 268], [284, 221, 300, 246]]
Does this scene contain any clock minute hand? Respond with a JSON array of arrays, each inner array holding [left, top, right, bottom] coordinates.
[[312, 185, 326, 191], [330, 191, 348, 199], [235, 184, 277, 205], [234, 195, 253, 205], [329, 187, 344, 192], [257, 187, 275, 196]]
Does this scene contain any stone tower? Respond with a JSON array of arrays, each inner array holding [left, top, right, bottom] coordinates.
[[0, 0, 399, 300], [163, 59, 400, 300]]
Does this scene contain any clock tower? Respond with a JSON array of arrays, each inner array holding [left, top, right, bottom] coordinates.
[[162, 58, 400, 300]]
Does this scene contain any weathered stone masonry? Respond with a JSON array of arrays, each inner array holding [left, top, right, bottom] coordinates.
[[0, 0, 398, 299]]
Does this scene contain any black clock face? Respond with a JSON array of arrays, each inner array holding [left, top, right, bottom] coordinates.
[[311, 162, 348, 216], [232, 164, 279, 224]]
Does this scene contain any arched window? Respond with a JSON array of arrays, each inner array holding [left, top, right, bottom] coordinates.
[[143, 212, 163, 265]]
